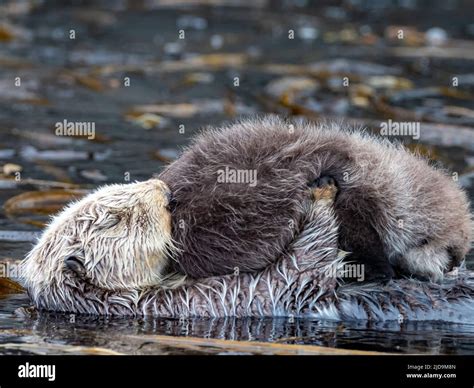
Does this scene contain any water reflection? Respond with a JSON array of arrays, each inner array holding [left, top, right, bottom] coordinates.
[[1, 293, 473, 355]]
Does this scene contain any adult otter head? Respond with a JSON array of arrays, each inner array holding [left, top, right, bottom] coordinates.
[[20, 179, 176, 310]]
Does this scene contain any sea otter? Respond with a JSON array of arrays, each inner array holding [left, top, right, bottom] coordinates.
[[160, 116, 472, 282], [20, 174, 474, 322]]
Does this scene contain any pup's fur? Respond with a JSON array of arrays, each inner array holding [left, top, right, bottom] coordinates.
[[160, 116, 472, 281]]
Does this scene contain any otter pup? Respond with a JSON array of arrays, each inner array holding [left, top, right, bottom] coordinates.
[[160, 116, 472, 282], [20, 175, 474, 322]]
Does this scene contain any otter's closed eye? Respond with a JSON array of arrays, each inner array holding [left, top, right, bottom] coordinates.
[[65, 256, 86, 277], [95, 211, 121, 229]]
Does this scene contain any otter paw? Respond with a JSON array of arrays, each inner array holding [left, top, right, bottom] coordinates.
[[310, 175, 338, 205]]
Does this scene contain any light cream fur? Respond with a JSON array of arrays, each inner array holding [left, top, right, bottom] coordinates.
[[21, 179, 176, 300]]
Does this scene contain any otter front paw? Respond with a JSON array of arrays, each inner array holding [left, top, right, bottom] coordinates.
[[310, 175, 338, 205]]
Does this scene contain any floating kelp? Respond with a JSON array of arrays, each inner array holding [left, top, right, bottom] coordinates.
[[0, 230, 40, 242], [129, 103, 202, 118], [79, 169, 108, 182], [122, 334, 386, 355], [182, 72, 215, 85], [0, 149, 15, 159], [0, 0, 36, 17], [125, 112, 171, 129], [405, 143, 438, 160], [4, 190, 88, 218], [36, 163, 73, 183], [12, 129, 77, 147], [389, 87, 473, 103], [159, 53, 250, 73], [264, 76, 320, 105], [0, 329, 123, 355], [0, 24, 15, 42], [1, 163, 22, 176], [309, 59, 402, 76], [129, 99, 255, 118], [391, 46, 474, 60], [95, 53, 249, 76], [153, 149, 179, 163], [366, 76, 413, 90], [20, 146, 112, 162], [62, 71, 105, 92], [0, 279, 24, 297], [0, 79, 39, 101], [385, 25, 426, 46], [443, 106, 474, 119], [74, 9, 117, 27], [382, 87, 474, 125], [0, 178, 82, 190], [0, 22, 31, 42]]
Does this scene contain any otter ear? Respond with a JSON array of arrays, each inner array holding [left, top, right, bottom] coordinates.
[[65, 256, 86, 278]]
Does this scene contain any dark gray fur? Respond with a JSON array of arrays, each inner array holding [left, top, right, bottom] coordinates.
[[160, 116, 472, 281]]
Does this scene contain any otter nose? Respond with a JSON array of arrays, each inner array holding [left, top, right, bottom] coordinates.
[[146, 179, 171, 196], [147, 178, 167, 189], [165, 191, 177, 212], [143, 179, 175, 211]]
